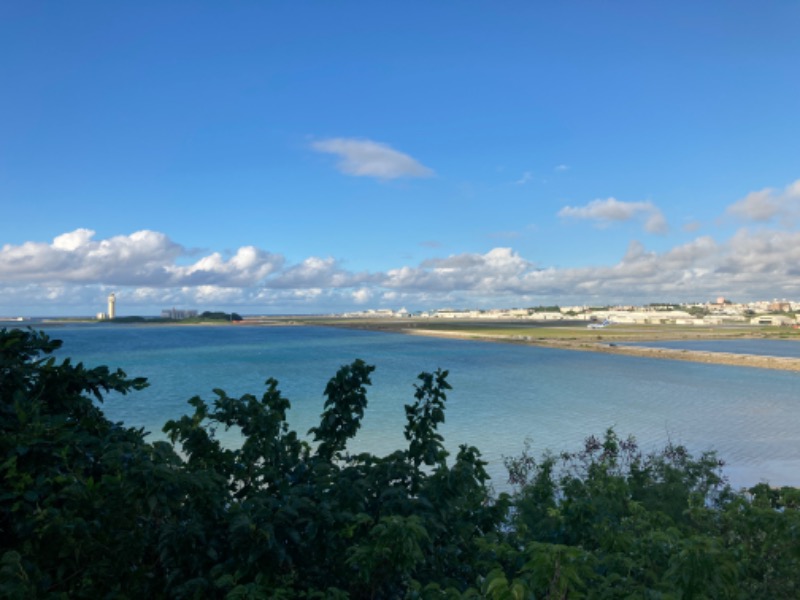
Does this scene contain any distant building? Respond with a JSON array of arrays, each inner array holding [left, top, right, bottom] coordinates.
[[161, 308, 198, 320], [751, 315, 794, 326], [768, 300, 792, 312], [108, 293, 116, 320], [434, 309, 482, 319]]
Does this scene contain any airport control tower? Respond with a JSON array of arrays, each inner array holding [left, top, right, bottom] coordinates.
[[108, 293, 116, 320]]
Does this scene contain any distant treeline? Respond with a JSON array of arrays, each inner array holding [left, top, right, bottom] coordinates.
[[196, 310, 243, 321], [107, 311, 242, 324]]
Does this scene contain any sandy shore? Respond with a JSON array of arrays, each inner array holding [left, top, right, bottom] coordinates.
[[294, 316, 800, 373], [42, 316, 797, 373], [397, 327, 800, 372]]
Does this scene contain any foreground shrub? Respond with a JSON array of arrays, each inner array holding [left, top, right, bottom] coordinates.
[[1, 328, 798, 598]]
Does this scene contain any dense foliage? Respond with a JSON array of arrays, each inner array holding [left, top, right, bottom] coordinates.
[[109, 315, 149, 323], [199, 311, 243, 322], [1, 328, 798, 598]]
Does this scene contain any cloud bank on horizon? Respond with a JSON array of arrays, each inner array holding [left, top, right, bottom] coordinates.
[[3, 178, 799, 314], [2, 2, 799, 315]]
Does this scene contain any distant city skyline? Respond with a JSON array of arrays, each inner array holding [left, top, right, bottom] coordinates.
[[2, 2, 799, 316]]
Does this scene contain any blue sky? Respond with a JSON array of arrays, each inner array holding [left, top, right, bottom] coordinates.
[[2, 1, 799, 315]]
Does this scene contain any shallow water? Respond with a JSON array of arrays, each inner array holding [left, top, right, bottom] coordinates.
[[627, 338, 800, 358], [35, 323, 800, 490]]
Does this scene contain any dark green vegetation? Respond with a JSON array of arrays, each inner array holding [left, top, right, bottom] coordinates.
[[101, 312, 243, 324], [197, 311, 243, 322], [527, 306, 562, 313], [162, 311, 243, 324], [109, 315, 150, 323], [2, 328, 799, 598]]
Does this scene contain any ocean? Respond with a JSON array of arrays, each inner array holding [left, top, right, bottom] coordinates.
[[28, 323, 800, 490]]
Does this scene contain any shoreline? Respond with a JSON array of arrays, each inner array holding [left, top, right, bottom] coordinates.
[[19, 317, 800, 372], [400, 328, 800, 372], [296, 318, 800, 373]]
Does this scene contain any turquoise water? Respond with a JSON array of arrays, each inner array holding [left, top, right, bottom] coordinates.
[[35, 324, 800, 490]]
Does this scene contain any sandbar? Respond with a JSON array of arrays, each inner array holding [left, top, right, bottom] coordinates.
[[288, 317, 800, 373]]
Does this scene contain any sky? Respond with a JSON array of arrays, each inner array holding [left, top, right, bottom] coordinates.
[[2, 1, 800, 316]]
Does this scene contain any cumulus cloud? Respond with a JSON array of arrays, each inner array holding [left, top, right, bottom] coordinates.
[[6, 223, 800, 316], [52, 228, 96, 251], [269, 256, 374, 289], [558, 197, 668, 234], [190, 285, 247, 304], [385, 248, 533, 292], [352, 288, 372, 304], [374, 229, 800, 305], [0, 229, 183, 285], [167, 246, 283, 286], [715, 228, 800, 276], [727, 179, 800, 223], [0, 229, 280, 287], [311, 138, 434, 179], [0, 230, 381, 314], [643, 211, 668, 234]]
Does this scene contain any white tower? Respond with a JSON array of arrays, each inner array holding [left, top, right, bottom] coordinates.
[[108, 293, 116, 320]]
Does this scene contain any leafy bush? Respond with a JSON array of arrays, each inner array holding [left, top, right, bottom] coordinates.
[[2, 328, 798, 598], [1, 329, 503, 597]]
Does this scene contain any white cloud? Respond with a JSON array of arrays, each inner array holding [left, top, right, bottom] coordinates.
[[190, 285, 246, 304], [385, 248, 532, 293], [515, 171, 533, 185], [52, 228, 95, 251], [269, 256, 373, 289], [644, 211, 669, 234], [727, 179, 800, 223], [0, 229, 280, 287], [352, 288, 372, 304], [6, 220, 800, 316], [167, 246, 283, 286], [558, 197, 668, 234], [0, 229, 183, 285], [375, 230, 800, 305], [311, 138, 434, 179]]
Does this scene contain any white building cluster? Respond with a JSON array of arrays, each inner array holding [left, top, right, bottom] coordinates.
[[161, 308, 199, 320], [338, 297, 800, 327]]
